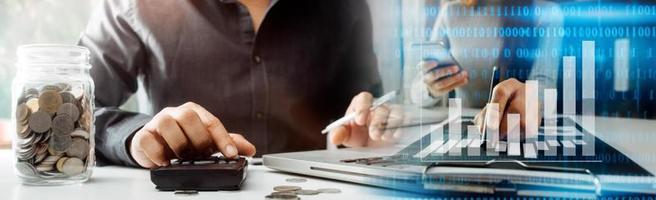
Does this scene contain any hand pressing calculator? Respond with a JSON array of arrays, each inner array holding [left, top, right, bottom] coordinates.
[[150, 156, 248, 191]]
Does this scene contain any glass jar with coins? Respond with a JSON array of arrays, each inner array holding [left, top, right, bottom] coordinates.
[[11, 44, 95, 185]]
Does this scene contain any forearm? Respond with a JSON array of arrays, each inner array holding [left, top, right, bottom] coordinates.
[[94, 107, 151, 167]]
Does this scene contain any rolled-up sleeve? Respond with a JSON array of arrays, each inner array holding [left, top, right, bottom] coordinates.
[[78, 0, 150, 167]]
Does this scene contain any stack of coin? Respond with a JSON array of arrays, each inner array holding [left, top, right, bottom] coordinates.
[[14, 84, 92, 178], [265, 177, 342, 199]]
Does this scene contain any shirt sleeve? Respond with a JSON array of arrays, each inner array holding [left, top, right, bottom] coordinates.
[[340, 0, 383, 97], [78, 0, 150, 167]]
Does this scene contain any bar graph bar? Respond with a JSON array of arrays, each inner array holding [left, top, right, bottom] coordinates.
[[448, 98, 462, 156], [544, 89, 558, 156], [562, 56, 576, 156], [507, 114, 521, 156], [525, 80, 539, 142], [614, 39, 630, 92], [485, 103, 499, 156], [467, 125, 481, 156], [582, 41, 596, 156]]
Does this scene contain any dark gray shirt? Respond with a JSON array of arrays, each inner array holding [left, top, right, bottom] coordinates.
[[79, 0, 381, 167]]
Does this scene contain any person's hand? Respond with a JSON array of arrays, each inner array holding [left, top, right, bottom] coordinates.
[[130, 102, 256, 168], [329, 92, 404, 147], [421, 60, 469, 97], [473, 78, 542, 139]]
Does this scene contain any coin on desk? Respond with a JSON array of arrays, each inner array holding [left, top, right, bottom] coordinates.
[[296, 189, 320, 195], [39, 90, 63, 114], [57, 103, 80, 121], [28, 111, 52, 133], [271, 191, 297, 196], [52, 114, 75, 134], [317, 188, 342, 194], [61, 157, 85, 176], [66, 137, 89, 159], [273, 185, 302, 192], [265, 194, 300, 200], [285, 178, 307, 183]]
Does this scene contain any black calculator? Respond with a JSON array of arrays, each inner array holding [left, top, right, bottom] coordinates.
[[150, 156, 248, 191]]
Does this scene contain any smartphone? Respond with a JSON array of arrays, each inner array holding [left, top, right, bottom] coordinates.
[[410, 41, 462, 81]]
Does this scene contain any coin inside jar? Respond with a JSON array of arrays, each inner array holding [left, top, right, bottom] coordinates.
[[16, 103, 31, 123], [57, 103, 80, 121], [16, 162, 38, 177], [50, 134, 73, 153], [59, 92, 77, 104], [38, 90, 63, 114], [66, 138, 89, 159], [25, 98, 40, 113], [52, 114, 75, 134], [62, 157, 85, 176], [28, 111, 52, 133]]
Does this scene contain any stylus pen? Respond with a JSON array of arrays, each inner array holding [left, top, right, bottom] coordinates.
[[481, 66, 500, 142], [321, 91, 397, 134]]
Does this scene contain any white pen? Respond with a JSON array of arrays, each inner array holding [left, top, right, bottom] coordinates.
[[321, 91, 397, 134]]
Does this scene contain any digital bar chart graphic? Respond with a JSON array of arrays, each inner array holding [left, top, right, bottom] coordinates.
[[418, 41, 598, 161]]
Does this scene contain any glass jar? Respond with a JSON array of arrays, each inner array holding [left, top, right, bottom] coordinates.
[[11, 44, 95, 185]]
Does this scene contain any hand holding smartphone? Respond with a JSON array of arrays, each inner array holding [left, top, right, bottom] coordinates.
[[412, 41, 468, 97]]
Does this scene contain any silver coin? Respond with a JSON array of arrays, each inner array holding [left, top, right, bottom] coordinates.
[[66, 138, 89, 159], [41, 154, 63, 166], [285, 178, 307, 183], [17, 126, 32, 139], [173, 190, 198, 196], [62, 157, 85, 176], [296, 189, 320, 195], [28, 111, 52, 133], [60, 91, 77, 104], [265, 194, 300, 200], [273, 185, 302, 192], [50, 134, 72, 153], [36, 130, 51, 144], [36, 162, 54, 172], [70, 129, 90, 139], [317, 188, 342, 194], [57, 103, 80, 121], [271, 191, 297, 195], [52, 114, 74, 134], [16, 161, 37, 177]]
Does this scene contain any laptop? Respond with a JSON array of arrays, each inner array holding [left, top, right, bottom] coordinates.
[[263, 114, 656, 198]]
